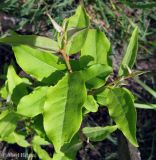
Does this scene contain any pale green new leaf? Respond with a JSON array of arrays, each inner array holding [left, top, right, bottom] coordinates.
[[118, 27, 139, 76], [97, 88, 138, 147], [43, 72, 87, 152], [17, 87, 48, 117], [65, 6, 89, 54], [0, 112, 19, 138], [84, 95, 98, 113], [81, 29, 111, 65], [83, 125, 117, 141], [0, 35, 59, 52], [12, 45, 66, 80], [67, 5, 89, 30], [66, 28, 88, 55], [2, 132, 30, 147]]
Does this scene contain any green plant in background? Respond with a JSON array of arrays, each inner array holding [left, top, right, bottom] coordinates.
[[0, 6, 139, 159]]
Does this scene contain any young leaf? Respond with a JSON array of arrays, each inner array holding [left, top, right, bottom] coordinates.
[[97, 88, 138, 147], [0, 35, 59, 52], [81, 29, 111, 65], [17, 87, 48, 117], [83, 125, 117, 141], [66, 28, 88, 55], [64, 6, 90, 54], [84, 95, 98, 113], [1, 132, 30, 147], [0, 112, 19, 138], [67, 5, 89, 30], [12, 45, 66, 81], [43, 72, 87, 152], [118, 27, 139, 76]]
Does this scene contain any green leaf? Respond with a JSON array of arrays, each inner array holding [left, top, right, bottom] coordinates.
[[17, 87, 48, 117], [0, 81, 8, 99], [67, 5, 89, 30], [0, 112, 19, 138], [32, 135, 50, 146], [97, 88, 138, 147], [61, 134, 82, 160], [66, 28, 88, 55], [12, 45, 66, 80], [53, 134, 82, 160], [118, 27, 139, 76], [32, 136, 52, 160], [2, 132, 30, 147], [135, 103, 156, 110], [33, 115, 46, 138], [81, 64, 112, 89], [7, 65, 25, 94], [81, 29, 111, 65], [64, 6, 89, 55], [43, 72, 87, 152], [83, 125, 117, 141], [0, 34, 59, 52], [81, 64, 112, 82], [135, 78, 156, 98], [84, 95, 98, 113], [7, 65, 28, 104]]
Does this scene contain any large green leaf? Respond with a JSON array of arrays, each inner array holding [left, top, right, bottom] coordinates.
[[81, 29, 111, 65], [84, 95, 98, 113], [83, 125, 117, 141], [43, 72, 87, 152], [12, 45, 66, 80], [17, 87, 48, 117], [67, 5, 89, 30], [97, 88, 138, 147], [118, 27, 139, 76], [0, 35, 59, 52], [0, 112, 19, 138]]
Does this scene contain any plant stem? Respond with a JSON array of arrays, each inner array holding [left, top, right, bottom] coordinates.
[[60, 48, 72, 73]]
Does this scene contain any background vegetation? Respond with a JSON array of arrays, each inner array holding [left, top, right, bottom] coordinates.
[[0, 0, 156, 159]]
